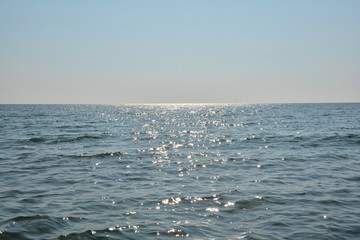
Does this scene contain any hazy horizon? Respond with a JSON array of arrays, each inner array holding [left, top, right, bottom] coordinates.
[[1, 0, 359, 104], [1, 101, 359, 106]]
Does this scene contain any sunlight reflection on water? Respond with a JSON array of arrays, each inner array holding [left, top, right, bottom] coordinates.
[[0, 103, 359, 239]]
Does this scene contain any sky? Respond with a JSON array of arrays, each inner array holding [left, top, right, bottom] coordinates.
[[0, 0, 359, 104]]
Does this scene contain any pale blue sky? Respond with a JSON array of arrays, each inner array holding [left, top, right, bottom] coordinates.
[[0, 0, 359, 104]]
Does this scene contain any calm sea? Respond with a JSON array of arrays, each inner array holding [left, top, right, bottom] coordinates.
[[0, 103, 359, 239]]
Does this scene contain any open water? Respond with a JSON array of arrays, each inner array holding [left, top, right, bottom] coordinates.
[[0, 103, 359, 239]]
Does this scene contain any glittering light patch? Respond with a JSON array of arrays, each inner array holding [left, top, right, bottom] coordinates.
[[125, 211, 137, 215], [206, 207, 219, 212], [224, 201, 235, 207], [161, 197, 182, 205]]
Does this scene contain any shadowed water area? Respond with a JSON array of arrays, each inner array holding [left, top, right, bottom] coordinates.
[[0, 103, 359, 239]]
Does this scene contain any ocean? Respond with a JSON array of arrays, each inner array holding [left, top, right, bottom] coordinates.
[[0, 103, 359, 239]]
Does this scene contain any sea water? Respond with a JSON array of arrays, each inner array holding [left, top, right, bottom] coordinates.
[[0, 103, 359, 239]]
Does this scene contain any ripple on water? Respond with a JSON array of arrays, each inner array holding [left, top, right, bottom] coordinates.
[[0, 103, 359, 239]]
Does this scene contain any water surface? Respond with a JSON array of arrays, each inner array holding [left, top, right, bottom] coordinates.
[[0, 103, 359, 239]]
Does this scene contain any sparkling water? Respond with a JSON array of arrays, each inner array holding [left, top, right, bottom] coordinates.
[[0, 103, 359, 239]]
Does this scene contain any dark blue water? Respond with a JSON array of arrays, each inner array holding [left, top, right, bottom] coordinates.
[[0, 103, 359, 239]]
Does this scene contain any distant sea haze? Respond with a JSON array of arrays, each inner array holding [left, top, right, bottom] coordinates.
[[0, 103, 359, 239]]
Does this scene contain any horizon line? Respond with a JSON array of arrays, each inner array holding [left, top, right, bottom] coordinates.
[[1, 101, 359, 105]]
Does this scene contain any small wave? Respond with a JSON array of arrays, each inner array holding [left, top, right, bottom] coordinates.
[[1, 189, 25, 198], [73, 135, 101, 141], [72, 135, 102, 141], [0, 231, 28, 239], [158, 228, 190, 237], [26, 135, 105, 145], [345, 176, 360, 182], [26, 137, 45, 143], [58, 229, 116, 239], [60, 151, 124, 159], [94, 151, 124, 158], [7, 214, 50, 223], [322, 133, 360, 144], [52, 135, 105, 144], [275, 133, 360, 148], [270, 221, 290, 227], [58, 225, 140, 239], [2, 214, 70, 239], [318, 199, 343, 205], [156, 193, 267, 213]]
